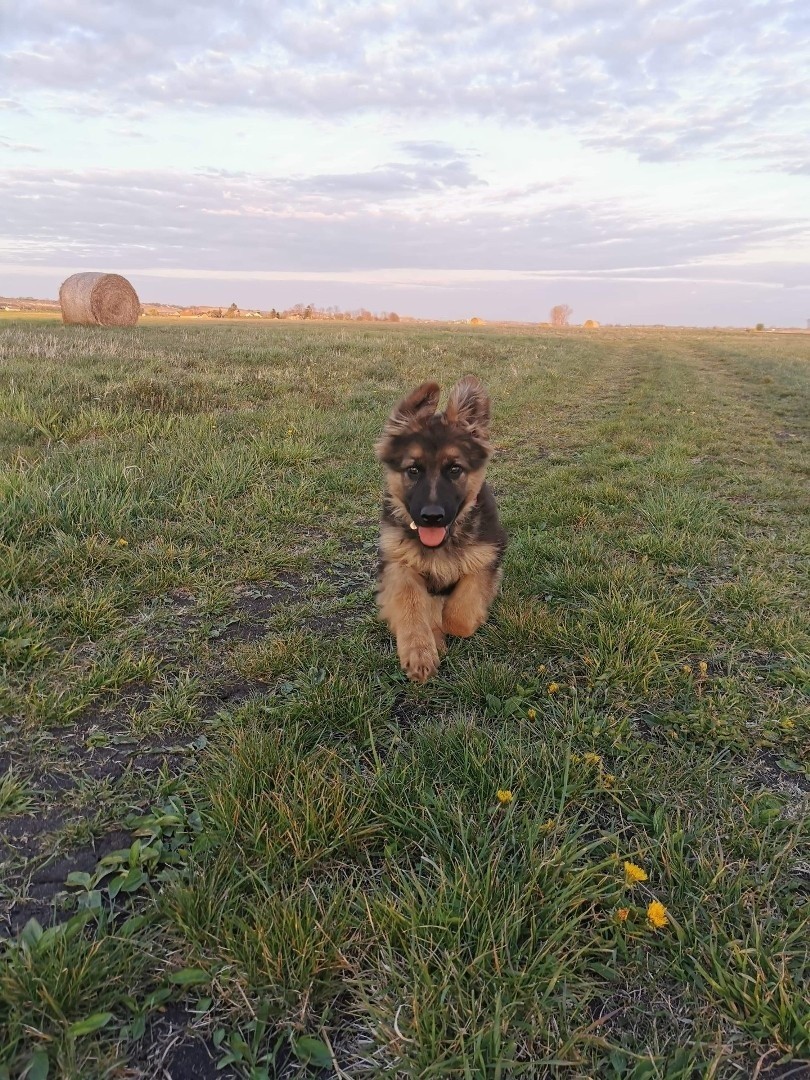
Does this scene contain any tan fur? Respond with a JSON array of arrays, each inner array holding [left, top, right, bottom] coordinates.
[[444, 376, 491, 442], [375, 382, 440, 448], [376, 559, 444, 682], [376, 377, 505, 681], [378, 526, 502, 674], [380, 523, 498, 592], [442, 568, 502, 638], [451, 467, 486, 527]]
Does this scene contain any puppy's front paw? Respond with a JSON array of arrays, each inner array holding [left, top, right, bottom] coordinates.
[[400, 641, 440, 683]]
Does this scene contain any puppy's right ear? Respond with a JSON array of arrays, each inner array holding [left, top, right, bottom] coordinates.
[[377, 382, 440, 454]]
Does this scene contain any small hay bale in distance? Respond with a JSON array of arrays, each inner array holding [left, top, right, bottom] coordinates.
[[59, 272, 140, 327]]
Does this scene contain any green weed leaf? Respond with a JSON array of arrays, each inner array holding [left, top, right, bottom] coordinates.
[[293, 1035, 332, 1068], [67, 1011, 114, 1037]]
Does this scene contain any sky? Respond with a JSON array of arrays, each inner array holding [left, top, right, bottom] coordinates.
[[1, 0, 809, 325]]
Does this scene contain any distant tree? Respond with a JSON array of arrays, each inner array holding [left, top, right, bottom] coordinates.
[[210, 308, 223, 319], [550, 304, 573, 327], [583, 319, 599, 328], [303, 304, 314, 320], [755, 322, 765, 331], [225, 302, 239, 318], [387, 311, 400, 322]]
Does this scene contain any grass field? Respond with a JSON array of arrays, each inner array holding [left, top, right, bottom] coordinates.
[[0, 319, 808, 1079]]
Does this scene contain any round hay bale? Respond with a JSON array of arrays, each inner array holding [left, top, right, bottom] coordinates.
[[59, 272, 140, 327]]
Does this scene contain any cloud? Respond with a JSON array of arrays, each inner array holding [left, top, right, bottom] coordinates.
[[297, 158, 484, 197], [1, 164, 805, 282], [3, 1, 807, 326], [3, 1, 808, 167], [398, 141, 465, 162], [0, 137, 42, 153]]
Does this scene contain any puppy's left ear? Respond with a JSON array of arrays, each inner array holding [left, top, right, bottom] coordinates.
[[445, 376, 490, 440]]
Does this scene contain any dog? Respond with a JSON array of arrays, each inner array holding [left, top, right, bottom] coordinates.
[[375, 376, 507, 682]]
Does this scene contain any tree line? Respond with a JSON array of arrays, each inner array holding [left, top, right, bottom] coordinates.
[[206, 303, 401, 321]]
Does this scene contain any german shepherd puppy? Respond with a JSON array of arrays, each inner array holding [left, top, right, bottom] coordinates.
[[376, 377, 507, 682]]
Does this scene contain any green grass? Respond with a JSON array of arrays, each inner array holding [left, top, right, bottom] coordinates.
[[0, 320, 808, 1078]]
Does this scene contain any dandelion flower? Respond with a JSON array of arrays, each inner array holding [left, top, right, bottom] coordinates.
[[682, 664, 692, 674], [540, 818, 556, 833], [496, 789, 514, 805], [698, 661, 708, 676], [583, 752, 602, 767], [548, 682, 560, 694], [616, 907, 630, 922], [115, 538, 128, 547], [527, 708, 537, 720], [604, 774, 616, 787], [623, 861, 648, 885], [647, 900, 669, 929], [537, 664, 546, 673]]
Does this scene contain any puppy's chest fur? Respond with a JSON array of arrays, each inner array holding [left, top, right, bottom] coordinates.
[[379, 482, 506, 591]]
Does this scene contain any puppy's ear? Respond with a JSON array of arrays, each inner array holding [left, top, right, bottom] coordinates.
[[444, 376, 490, 439], [377, 381, 440, 449]]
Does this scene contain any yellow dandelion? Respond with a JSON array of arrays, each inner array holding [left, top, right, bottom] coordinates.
[[616, 907, 630, 922], [496, 789, 514, 805], [647, 900, 669, 929], [537, 664, 547, 673], [115, 537, 128, 547], [548, 682, 560, 694], [603, 773, 616, 787], [623, 861, 648, 885], [698, 661, 708, 676], [527, 707, 537, 720], [583, 752, 602, 767], [682, 664, 692, 674]]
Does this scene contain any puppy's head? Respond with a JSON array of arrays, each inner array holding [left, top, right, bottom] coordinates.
[[376, 377, 492, 547]]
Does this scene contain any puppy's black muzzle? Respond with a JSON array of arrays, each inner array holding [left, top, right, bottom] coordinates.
[[418, 504, 446, 526]]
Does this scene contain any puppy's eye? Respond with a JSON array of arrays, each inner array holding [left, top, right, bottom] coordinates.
[[447, 464, 464, 478], [405, 465, 421, 478]]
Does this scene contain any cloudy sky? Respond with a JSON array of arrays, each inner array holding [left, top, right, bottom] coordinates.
[[2, 0, 808, 324]]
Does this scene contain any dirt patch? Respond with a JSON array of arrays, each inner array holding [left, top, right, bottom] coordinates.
[[198, 678, 270, 721], [750, 750, 810, 798], [138, 1006, 235, 1080], [213, 558, 375, 644], [212, 577, 305, 643], [2, 829, 133, 937], [1, 810, 65, 863]]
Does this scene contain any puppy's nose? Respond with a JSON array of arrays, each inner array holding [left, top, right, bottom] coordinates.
[[419, 505, 446, 525]]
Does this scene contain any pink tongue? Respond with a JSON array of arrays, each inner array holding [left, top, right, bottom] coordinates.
[[417, 526, 447, 547]]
